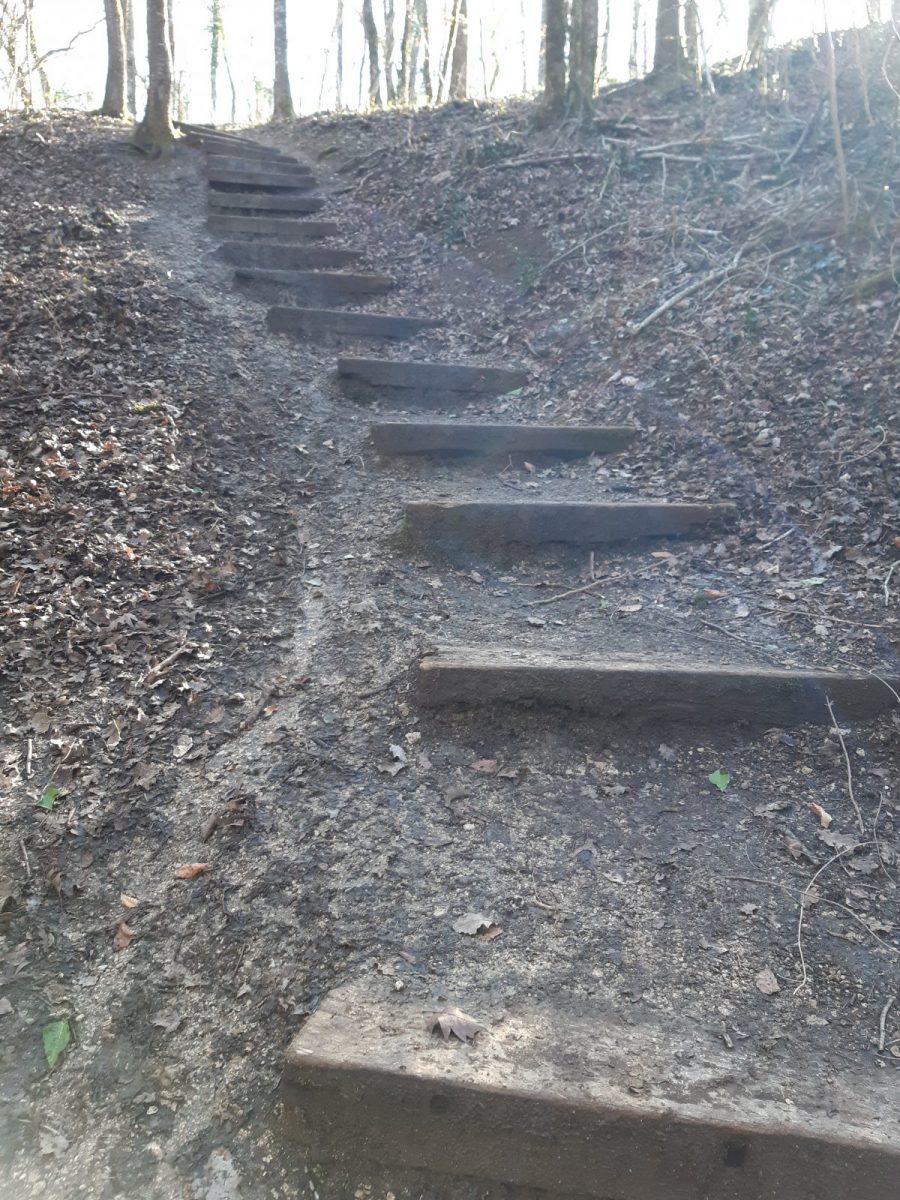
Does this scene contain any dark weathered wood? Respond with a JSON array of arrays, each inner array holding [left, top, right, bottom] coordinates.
[[235, 267, 392, 301], [370, 422, 637, 457], [267, 307, 439, 341], [405, 500, 735, 548], [189, 135, 296, 163], [284, 980, 900, 1198], [221, 242, 362, 269], [208, 170, 316, 192], [206, 215, 339, 240], [418, 647, 900, 724], [337, 357, 528, 397], [209, 192, 326, 214], [206, 154, 310, 175]]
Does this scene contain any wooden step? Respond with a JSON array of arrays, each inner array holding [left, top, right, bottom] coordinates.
[[206, 215, 339, 240], [206, 154, 310, 175], [235, 267, 392, 301], [418, 647, 900, 724], [221, 242, 362, 269], [209, 192, 325, 214], [371, 421, 637, 457], [404, 500, 735, 548], [208, 170, 316, 191], [190, 136, 295, 163], [284, 979, 900, 1198], [337, 357, 528, 406], [267, 307, 439, 341]]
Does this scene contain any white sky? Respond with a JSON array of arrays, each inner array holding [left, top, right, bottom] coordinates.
[[7, 1, 892, 120]]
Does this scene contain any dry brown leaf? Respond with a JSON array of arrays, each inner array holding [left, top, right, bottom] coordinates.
[[453, 912, 495, 935], [113, 921, 135, 952], [120, 893, 139, 909], [755, 966, 780, 995], [175, 863, 209, 880], [175, 860, 210, 880], [470, 759, 498, 775], [809, 802, 833, 829], [431, 1005, 485, 1043], [150, 1008, 182, 1033]]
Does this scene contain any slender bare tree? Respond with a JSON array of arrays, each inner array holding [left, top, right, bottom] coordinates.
[[210, 0, 222, 114], [415, 0, 432, 101], [746, 0, 777, 69], [539, 0, 566, 118], [684, 0, 700, 78], [273, 0, 294, 118], [335, 0, 344, 108], [133, 0, 174, 154], [362, 0, 382, 107], [384, 0, 396, 101], [124, 0, 136, 115], [449, 0, 468, 99], [651, 0, 686, 79], [398, 0, 414, 100], [101, 0, 126, 116], [569, 0, 598, 118]]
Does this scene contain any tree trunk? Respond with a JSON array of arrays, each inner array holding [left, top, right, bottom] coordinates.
[[384, 0, 396, 102], [568, 0, 598, 118], [684, 0, 699, 78], [210, 0, 221, 115], [335, 0, 344, 108], [415, 0, 432, 101], [652, 0, 685, 79], [599, 0, 610, 79], [398, 0, 414, 100], [540, 0, 566, 119], [746, 0, 775, 69], [134, 0, 174, 154], [449, 0, 468, 99], [629, 0, 640, 79], [362, 0, 382, 107], [101, 0, 126, 117], [273, 0, 294, 118], [124, 0, 136, 115]]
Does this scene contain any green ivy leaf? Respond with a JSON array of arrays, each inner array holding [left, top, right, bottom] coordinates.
[[42, 1019, 71, 1069], [708, 770, 731, 793], [39, 786, 60, 811]]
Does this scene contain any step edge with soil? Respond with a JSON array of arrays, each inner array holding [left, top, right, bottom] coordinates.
[[206, 216, 340, 240], [337, 356, 529, 394], [370, 421, 638, 456], [282, 980, 900, 1198], [417, 646, 900, 723], [235, 267, 393, 294]]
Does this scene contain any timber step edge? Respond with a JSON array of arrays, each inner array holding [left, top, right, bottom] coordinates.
[[209, 193, 326, 214], [236, 268, 392, 299], [206, 216, 340, 240], [221, 242, 362, 269], [370, 421, 637, 457], [417, 648, 900, 724], [190, 137, 297, 163], [207, 171, 317, 192], [267, 307, 439, 341], [283, 979, 900, 1198], [404, 500, 736, 547], [337, 356, 529, 395], [205, 154, 312, 175]]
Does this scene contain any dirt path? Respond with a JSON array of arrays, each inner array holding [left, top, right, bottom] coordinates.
[[2, 115, 898, 1200]]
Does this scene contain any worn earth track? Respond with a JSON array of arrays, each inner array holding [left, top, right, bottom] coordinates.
[[2, 116, 898, 1200], [180, 125, 900, 1196]]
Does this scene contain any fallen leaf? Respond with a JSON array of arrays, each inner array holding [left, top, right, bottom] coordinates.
[[784, 834, 810, 860], [618, 600, 643, 614], [104, 721, 122, 749], [38, 785, 60, 811], [0, 997, 13, 1015], [453, 912, 496, 935], [704, 589, 728, 600], [755, 967, 780, 996], [113, 921, 135, 951], [120, 893, 138, 909], [174, 863, 209, 880], [523, 461, 536, 473], [42, 1019, 71, 1068], [150, 1008, 182, 1033], [809, 803, 833, 829], [431, 1006, 485, 1043], [172, 734, 193, 759], [389, 744, 407, 763], [30, 712, 51, 734], [708, 769, 730, 792], [38, 1129, 70, 1157], [818, 830, 859, 853], [470, 759, 498, 774], [478, 923, 502, 942], [133, 762, 162, 790]]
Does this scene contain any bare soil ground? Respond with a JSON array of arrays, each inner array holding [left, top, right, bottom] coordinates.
[[2, 40, 899, 1197]]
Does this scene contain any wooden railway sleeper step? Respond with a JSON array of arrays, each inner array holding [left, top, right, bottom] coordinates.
[[404, 499, 736, 549], [208, 193, 326, 214], [220, 242, 361, 269], [337, 356, 529, 405], [283, 978, 900, 1199], [206, 216, 339, 240], [370, 421, 637, 458], [266, 307, 439, 342], [189, 137, 297, 164], [207, 171, 317, 193], [235, 268, 392, 302], [205, 154, 310, 175]]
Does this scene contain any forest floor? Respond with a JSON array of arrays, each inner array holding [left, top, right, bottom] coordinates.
[[1, 43, 899, 1200]]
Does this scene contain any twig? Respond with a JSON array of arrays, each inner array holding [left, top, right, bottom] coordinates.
[[795, 844, 862, 995], [839, 425, 886, 468], [25, 738, 33, 780], [485, 152, 604, 171], [697, 618, 777, 656], [756, 527, 795, 551], [782, 608, 891, 629], [866, 668, 900, 706], [872, 792, 896, 884], [884, 562, 898, 608], [879, 996, 897, 1052], [526, 572, 628, 607], [141, 639, 195, 687], [825, 695, 865, 835], [630, 248, 746, 335]]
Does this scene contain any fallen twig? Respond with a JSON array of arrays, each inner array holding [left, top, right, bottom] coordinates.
[[825, 696, 865, 835], [141, 639, 195, 687], [878, 995, 897, 1052]]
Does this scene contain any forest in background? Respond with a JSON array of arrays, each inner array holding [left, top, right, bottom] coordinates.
[[1, 1, 898, 127]]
